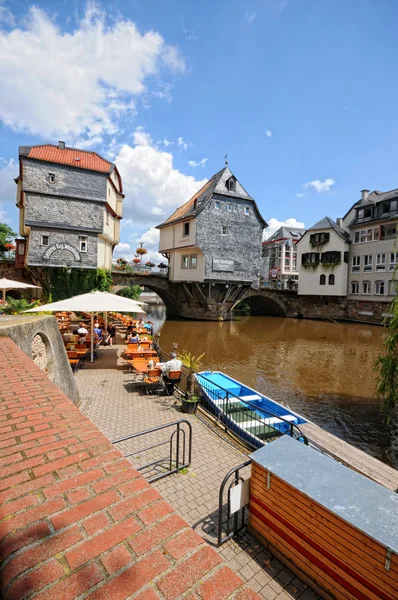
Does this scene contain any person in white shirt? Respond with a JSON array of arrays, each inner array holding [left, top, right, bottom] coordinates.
[[161, 352, 182, 375], [77, 322, 88, 336], [161, 352, 182, 395]]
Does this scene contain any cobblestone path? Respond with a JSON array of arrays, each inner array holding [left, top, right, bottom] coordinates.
[[76, 340, 319, 600]]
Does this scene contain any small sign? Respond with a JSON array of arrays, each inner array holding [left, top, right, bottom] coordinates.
[[43, 243, 81, 262], [212, 258, 234, 272], [229, 478, 250, 515]]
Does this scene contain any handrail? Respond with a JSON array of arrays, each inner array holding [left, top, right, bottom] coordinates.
[[112, 419, 192, 483], [196, 372, 308, 445], [218, 460, 252, 546], [152, 343, 308, 446]]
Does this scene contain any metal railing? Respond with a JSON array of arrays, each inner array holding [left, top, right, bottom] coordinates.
[[196, 373, 308, 449], [153, 343, 307, 449], [218, 460, 252, 546], [112, 419, 192, 483]]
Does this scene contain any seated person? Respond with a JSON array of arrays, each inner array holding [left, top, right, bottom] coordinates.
[[126, 321, 134, 334], [77, 322, 88, 336], [143, 321, 153, 334], [127, 331, 140, 344], [78, 331, 87, 344], [93, 323, 103, 343], [137, 318, 145, 328], [161, 352, 182, 395]]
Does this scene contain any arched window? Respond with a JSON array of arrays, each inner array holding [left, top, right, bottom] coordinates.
[[329, 274, 335, 285], [320, 274, 326, 285]]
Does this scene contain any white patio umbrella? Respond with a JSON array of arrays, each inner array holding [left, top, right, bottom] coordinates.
[[25, 291, 146, 362], [0, 277, 41, 304]]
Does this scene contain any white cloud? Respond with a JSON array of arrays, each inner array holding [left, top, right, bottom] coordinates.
[[296, 193, 304, 198], [0, 1, 14, 26], [133, 127, 152, 147], [162, 139, 173, 147], [265, 130, 272, 138], [263, 217, 305, 240], [0, 4, 185, 144], [246, 11, 256, 24], [303, 178, 335, 193], [151, 207, 164, 215], [188, 158, 208, 168], [115, 127, 207, 230], [0, 157, 17, 223], [177, 136, 190, 151], [114, 242, 131, 254]]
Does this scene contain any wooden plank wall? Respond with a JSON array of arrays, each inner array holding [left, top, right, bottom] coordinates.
[[249, 462, 398, 600]]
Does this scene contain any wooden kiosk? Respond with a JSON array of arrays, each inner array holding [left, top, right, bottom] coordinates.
[[248, 436, 398, 600]]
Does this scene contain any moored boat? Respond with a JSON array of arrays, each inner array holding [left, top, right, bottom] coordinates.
[[196, 371, 308, 449]]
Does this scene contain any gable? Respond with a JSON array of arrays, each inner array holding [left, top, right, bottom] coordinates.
[[213, 167, 252, 199]]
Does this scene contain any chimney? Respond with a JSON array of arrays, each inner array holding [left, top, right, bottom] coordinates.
[[361, 189, 370, 201], [336, 218, 343, 227], [58, 141, 65, 149]]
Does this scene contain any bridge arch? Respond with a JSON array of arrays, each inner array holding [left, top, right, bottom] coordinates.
[[113, 277, 182, 319], [231, 291, 286, 317]]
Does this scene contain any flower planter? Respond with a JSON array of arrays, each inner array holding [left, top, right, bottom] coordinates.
[[181, 398, 198, 414]]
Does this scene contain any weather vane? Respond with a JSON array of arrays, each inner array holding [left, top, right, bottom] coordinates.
[[224, 153, 228, 166]]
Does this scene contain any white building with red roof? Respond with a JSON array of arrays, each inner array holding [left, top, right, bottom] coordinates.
[[15, 141, 124, 270]]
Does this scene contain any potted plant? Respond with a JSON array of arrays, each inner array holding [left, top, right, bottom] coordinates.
[[181, 394, 200, 414], [178, 350, 205, 413]]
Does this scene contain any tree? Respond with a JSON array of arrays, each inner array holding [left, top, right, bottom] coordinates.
[[178, 350, 205, 398], [117, 285, 142, 301], [375, 292, 398, 422], [0, 224, 17, 256], [0, 297, 39, 315]]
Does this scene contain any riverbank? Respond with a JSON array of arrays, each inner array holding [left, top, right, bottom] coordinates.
[[147, 308, 398, 468], [76, 339, 320, 599]]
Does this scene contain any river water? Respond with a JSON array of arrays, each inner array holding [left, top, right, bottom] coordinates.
[[146, 306, 398, 468]]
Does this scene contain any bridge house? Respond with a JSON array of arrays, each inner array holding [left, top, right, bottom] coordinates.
[[15, 142, 123, 270], [157, 166, 266, 285]]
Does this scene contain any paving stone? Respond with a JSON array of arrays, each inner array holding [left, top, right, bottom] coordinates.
[[77, 340, 321, 600]]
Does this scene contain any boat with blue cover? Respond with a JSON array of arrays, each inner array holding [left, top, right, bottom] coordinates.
[[195, 371, 308, 449]]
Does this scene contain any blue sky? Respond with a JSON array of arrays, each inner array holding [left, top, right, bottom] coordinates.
[[1, 0, 398, 262]]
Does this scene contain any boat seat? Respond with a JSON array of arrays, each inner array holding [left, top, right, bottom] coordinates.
[[244, 415, 298, 429], [264, 415, 298, 425], [240, 394, 262, 402]]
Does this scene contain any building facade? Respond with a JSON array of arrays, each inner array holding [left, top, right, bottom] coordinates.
[[262, 226, 305, 289], [343, 189, 398, 318], [16, 142, 123, 271], [297, 217, 350, 296], [157, 166, 266, 285]]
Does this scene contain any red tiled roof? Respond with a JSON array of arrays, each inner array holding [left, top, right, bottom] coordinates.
[[27, 145, 113, 173]]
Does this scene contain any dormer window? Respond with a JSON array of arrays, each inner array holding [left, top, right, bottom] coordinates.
[[245, 207, 250, 216], [49, 173, 55, 184], [226, 177, 236, 192]]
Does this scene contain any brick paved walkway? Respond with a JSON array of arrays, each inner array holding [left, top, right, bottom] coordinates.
[[77, 339, 320, 600]]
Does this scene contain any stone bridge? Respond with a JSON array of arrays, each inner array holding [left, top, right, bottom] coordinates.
[[111, 272, 348, 321]]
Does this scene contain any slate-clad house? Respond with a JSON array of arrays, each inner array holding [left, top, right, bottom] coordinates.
[[157, 166, 266, 284], [16, 142, 124, 270]]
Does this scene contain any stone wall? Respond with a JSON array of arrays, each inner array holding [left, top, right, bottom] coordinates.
[[196, 194, 263, 284], [347, 298, 392, 323], [0, 315, 80, 405], [27, 228, 98, 269], [22, 159, 107, 202]]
